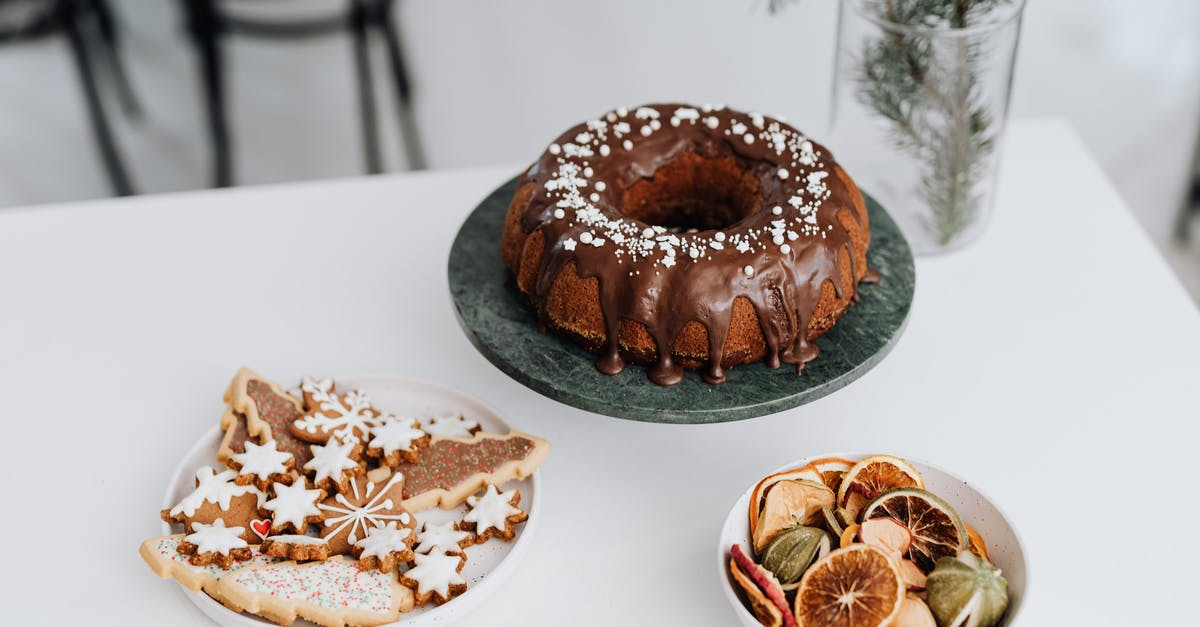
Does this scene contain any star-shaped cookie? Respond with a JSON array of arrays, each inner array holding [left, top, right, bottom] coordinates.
[[461, 484, 527, 542]]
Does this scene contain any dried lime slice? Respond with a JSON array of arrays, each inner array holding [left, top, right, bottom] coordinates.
[[926, 553, 1009, 627], [862, 487, 967, 573]]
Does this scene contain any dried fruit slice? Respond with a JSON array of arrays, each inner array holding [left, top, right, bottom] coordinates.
[[859, 518, 926, 590], [760, 526, 830, 590], [730, 544, 797, 627], [862, 488, 967, 573], [749, 467, 825, 536], [839, 524, 859, 549], [895, 594, 937, 627], [804, 457, 855, 494], [754, 480, 835, 554], [837, 455, 924, 523], [926, 553, 1009, 627], [965, 524, 990, 562], [794, 544, 904, 627], [821, 506, 845, 539]]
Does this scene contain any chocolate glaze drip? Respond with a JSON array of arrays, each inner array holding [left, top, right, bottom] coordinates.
[[515, 104, 874, 386]]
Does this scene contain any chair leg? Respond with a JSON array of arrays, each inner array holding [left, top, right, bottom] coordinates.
[[186, 0, 233, 187], [64, 3, 135, 196], [349, 0, 383, 175], [378, 0, 425, 170], [89, 0, 142, 118]]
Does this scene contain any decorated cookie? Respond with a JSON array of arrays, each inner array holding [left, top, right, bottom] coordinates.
[[299, 375, 335, 409], [352, 522, 416, 573], [140, 535, 275, 594], [178, 519, 253, 567], [414, 520, 473, 556], [262, 480, 326, 535], [227, 440, 295, 490], [462, 484, 528, 542], [220, 368, 313, 467], [365, 416, 430, 467], [395, 431, 551, 511], [292, 387, 384, 445], [399, 551, 468, 606], [260, 535, 331, 561], [303, 440, 365, 494], [210, 556, 414, 627], [423, 413, 481, 438], [162, 466, 265, 543], [318, 472, 416, 556]]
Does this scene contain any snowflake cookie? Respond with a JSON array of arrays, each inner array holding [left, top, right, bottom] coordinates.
[[414, 520, 474, 556], [227, 440, 295, 490], [291, 385, 384, 445], [462, 484, 527, 543], [352, 521, 416, 572], [365, 416, 430, 466], [178, 519, 252, 568], [259, 535, 330, 561], [399, 551, 468, 606], [162, 466, 265, 544], [317, 472, 415, 555], [261, 481, 326, 534]]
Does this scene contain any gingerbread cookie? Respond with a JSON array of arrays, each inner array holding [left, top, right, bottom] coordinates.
[[302, 439, 365, 494], [395, 431, 550, 511], [220, 368, 313, 467], [423, 412, 481, 438], [414, 521, 473, 556], [227, 439, 295, 490], [262, 481, 325, 535], [352, 522, 416, 573], [399, 551, 468, 606], [162, 466, 265, 543], [317, 472, 415, 556], [260, 535, 331, 561], [178, 519, 253, 567], [292, 387, 384, 445], [365, 416, 430, 466], [210, 556, 414, 627], [140, 535, 275, 594], [462, 484, 528, 542], [299, 375, 335, 409]]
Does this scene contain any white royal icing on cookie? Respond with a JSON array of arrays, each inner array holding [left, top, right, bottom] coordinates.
[[423, 413, 479, 438], [405, 552, 466, 598], [266, 534, 328, 546], [170, 466, 261, 518], [294, 388, 382, 443], [369, 417, 425, 454], [231, 440, 292, 479], [226, 559, 395, 612], [263, 482, 324, 529], [354, 522, 413, 559], [303, 440, 359, 485], [300, 376, 334, 397], [415, 521, 469, 555], [319, 473, 412, 546], [186, 519, 249, 555], [464, 485, 522, 533]]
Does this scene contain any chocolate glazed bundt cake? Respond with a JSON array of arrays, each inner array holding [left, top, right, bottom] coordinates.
[[501, 104, 876, 387]]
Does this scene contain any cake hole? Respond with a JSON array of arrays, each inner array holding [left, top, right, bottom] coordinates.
[[618, 152, 762, 232]]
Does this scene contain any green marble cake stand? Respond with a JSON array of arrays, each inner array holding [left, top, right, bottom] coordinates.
[[447, 178, 915, 424]]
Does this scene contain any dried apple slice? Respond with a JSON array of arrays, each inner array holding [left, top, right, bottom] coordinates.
[[753, 480, 835, 554], [859, 517, 926, 590], [729, 544, 796, 627], [895, 593, 937, 627], [749, 466, 824, 537]]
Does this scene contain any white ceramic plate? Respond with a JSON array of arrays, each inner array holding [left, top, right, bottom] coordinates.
[[160, 374, 542, 626], [718, 452, 1027, 626]]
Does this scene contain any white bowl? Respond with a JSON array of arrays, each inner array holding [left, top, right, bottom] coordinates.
[[161, 374, 542, 626], [717, 453, 1027, 626]]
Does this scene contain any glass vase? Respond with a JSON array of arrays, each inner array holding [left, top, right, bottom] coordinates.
[[829, 0, 1025, 254]]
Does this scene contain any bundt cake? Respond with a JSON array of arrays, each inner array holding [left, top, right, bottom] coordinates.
[[501, 104, 874, 386]]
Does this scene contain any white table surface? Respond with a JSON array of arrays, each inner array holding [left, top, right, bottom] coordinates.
[[1, 118, 1198, 625]]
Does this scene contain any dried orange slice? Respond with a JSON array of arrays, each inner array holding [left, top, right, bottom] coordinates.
[[836, 455, 924, 522], [750, 466, 824, 536], [753, 479, 835, 554], [840, 524, 860, 549], [861, 488, 967, 573], [965, 524, 990, 562], [804, 457, 856, 494], [794, 544, 904, 627]]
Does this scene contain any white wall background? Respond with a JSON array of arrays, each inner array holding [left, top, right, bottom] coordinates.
[[1, 0, 1199, 293]]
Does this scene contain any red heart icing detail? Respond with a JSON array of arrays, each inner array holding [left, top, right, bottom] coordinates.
[[251, 519, 271, 539]]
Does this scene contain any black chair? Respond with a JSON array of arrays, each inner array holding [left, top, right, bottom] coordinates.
[[0, 0, 141, 195], [182, 0, 425, 188]]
